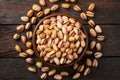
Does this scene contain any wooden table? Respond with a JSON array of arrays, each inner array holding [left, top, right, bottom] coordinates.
[[0, 0, 120, 80]]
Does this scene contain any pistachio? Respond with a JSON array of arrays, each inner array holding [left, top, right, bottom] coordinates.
[[16, 25, 25, 32], [61, 3, 70, 9], [60, 57, 65, 64], [26, 41, 32, 48], [13, 33, 20, 40], [54, 57, 60, 65], [96, 43, 102, 51], [81, 40, 86, 48], [36, 61, 42, 68], [85, 50, 93, 55], [50, 17, 57, 22], [38, 45, 46, 51], [41, 67, 49, 72], [63, 34, 68, 42], [26, 49, 34, 56], [70, 43, 75, 49], [51, 30, 57, 39], [31, 17, 37, 24], [57, 31, 63, 39], [92, 59, 98, 68], [80, 12, 87, 20], [53, 44, 58, 51], [49, 0, 59, 3], [47, 38, 52, 47], [56, 51, 62, 58], [67, 49, 73, 55], [37, 11, 44, 18], [64, 41, 70, 48], [62, 16, 69, 23], [60, 71, 69, 76], [39, 25, 44, 31], [66, 59, 73, 64], [69, 18, 75, 24], [62, 52, 67, 58], [19, 52, 27, 58], [54, 74, 62, 80], [39, 0, 46, 6], [57, 21, 62, 28], [27, 9, 34, 17], [68, 54, 74, 60], [62, 27, 67, 34], [40, 39, 47, 45], [90, 40, 96, 49], [84, 67, 90, 76], [57, 15, 63, 22], [73, 5, 81, 11], [21, 16, 29, 22], [78, 64, 84, 72], [49, 24, 55, 29], [46, 50, 56, 58], [43, 19, 51, 25], [25, 22, 31, 30], [40, 51, 46, 57], [94, 52, 103, 58], [61, 48, 65, 53], [32, 4, 41, 11], [86, 58, 92, 67], [86, 11, 95, 17], [43, 56, 48, 60], [73, 63, 78, 70], [73, 48, 77, 52], [97, 35, 105, 41], [41, 73, 47, 79], [70, 0, 76, 3], [95, 25, 102, 33], [72, 73, 80, 79], [73, 53, 78, 59], [75, 22, 81, 28], [21, 36, 27, 44], [36, 30, 41, 35], [64, 0, 69, 2], [48, 69, 56, 76], [54, 38, 59, 44], [75, 41, 80, 48], [77, 47, 83, 54], [67, 26, 73, 32], [15, 44, 22, 53], [88, 20, 95, 27], [89, 28, 97, 37], [27, 66, 36, 73], [44, 8, 51, 15], [51, 4, 59, 11], [45, 48, 52, 52], [69, 36, 75, 42], [26, 31, 32, 39], [88, 3, 95, 11], [26, 58, 33, 64]]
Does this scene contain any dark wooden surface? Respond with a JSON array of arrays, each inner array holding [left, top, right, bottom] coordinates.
[[0, 0, 120, 80]]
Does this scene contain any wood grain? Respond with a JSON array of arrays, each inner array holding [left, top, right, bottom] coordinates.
[[0, 0, 120, 24], [0, 58, 120, 80]]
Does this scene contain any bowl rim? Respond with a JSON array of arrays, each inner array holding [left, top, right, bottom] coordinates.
[[32, 13, 88, 68]]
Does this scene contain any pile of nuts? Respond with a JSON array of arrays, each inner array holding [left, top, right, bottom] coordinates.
[[13, 0, 105, 80], [36, 15, 87, 65]]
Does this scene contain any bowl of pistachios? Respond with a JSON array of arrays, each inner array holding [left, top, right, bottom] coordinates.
[[32, 13, 88, 68]]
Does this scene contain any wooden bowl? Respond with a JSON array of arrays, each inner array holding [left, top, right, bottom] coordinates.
[[32, 13, 88, 68]]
